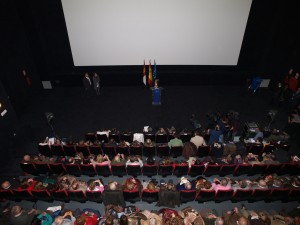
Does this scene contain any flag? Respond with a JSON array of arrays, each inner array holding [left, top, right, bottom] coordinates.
[[143, 60, 146, 85], [153, 59, 157, 80], [148, 60, 153, 86]]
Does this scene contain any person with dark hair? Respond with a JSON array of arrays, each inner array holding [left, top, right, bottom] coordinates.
[[10, 205, 38, 225], [207, 125, 223, 145]]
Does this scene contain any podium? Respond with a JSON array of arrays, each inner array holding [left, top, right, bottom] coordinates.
[[151, 87, 162, 105]]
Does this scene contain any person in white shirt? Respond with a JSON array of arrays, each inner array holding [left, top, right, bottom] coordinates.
[[190, 130, 206, 148]]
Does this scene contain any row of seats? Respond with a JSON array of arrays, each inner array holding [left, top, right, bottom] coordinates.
[[85, 132, 192, 144], [38, 143, 289, 159], [1, 186, 300, 204], [20, 162, 300, 177], [38, 144, 185, 158]]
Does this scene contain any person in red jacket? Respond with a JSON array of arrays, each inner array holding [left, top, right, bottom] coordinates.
[[75, 211, 99, 225]]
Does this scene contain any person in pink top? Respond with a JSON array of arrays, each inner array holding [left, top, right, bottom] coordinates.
[[211, 177, 232, 192]]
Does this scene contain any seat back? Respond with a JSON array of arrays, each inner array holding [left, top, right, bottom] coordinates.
[[170, 146, 183, 158], [267, 188, 290, 202], [51, 144, 65, 156], [64, 164, 82, 176], [143, 146, 156, 157], [130, 146, 143, 156], [142, 164, 158, 177], [231, 189, 253, 202], [13, 189, 35, 202], [197, 146, 211, 157], [127, 165, 142, 177], [76, 145, 90, 157], [195, 189, 215, 203], [85, 132, 96, 143], [189, 164, 205, 177], [109, 133, 120, 143], [80, 164, 96, 176], [116, 146, 130, 156], [141, 189, 159, 203], [278, 163, 299, 175], [203, 164, 221, 176], [215, 189, 234, 202], [173, 164, 189, 177], [68, 190, 86, 202], [121, 133, 133, 143], [249, 189, 271, 202], [95, 164, 112, 177], [265, 164, 282, 174], [97, 133, 109, 143], [0, 189, 14, 201], [51, 190, 69, 202], [144, 133, 155, 142], [180, 133, 191, 143], [86, 190, 103, 203], [219, 164, 236, 176], [34, 163, 50, 175], [102, 146, 116, 159], [111, 164, 127, 177], [63, 145, 77, 157], [89, 145, 102, 155], [157, 144, 170, 157], [38, 144, 53, 157], [31, 189, 53, 202], [155, 134, 168, 143], [158, 165, 173, 177], [249, 164, 268, 175], [180, 190, 196, 203], [123, 189, 141, 203], [234, 164, 252, 176], [20, 163, 38, 175], [49, 163, 66, 175], [287, 189, 300, 202]]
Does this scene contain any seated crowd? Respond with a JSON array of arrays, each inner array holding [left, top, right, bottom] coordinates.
[[1, 200, 300, 225]]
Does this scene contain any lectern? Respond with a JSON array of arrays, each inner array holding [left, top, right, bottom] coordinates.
[[151, 87, 162, 105]]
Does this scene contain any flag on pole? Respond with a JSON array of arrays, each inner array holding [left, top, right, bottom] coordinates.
[[148, 60, 153, 86], [153, 59, 157, 80], [143, 60, 146, 85]]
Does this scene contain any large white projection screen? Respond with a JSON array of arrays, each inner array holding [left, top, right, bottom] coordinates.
[[61, 0, 252, 66]]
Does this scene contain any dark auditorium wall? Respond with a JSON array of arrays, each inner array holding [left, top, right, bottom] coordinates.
[[0, 0, 42, 116], [1, 0, 300, 89]]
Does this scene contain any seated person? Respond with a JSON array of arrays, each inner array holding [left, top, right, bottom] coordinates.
[[57, 174, 77, 190], [142, 179, 159, 191], [190, 130, 206, 148], [90, 154, 111, 168], [123, 177, 142, 193], [1, 178, 20, 190], [159, 157, 173, 166], [125, 155, 143, 168], [144, 138, 155, 147], [231, 179, 253, 191], [87, 179, 104, 193], [176, 177, 195, 191], [195, 176, 213, 191], [70, 179, 88, 192], [144, 156, 157, 166], [156, 128, 166, 135], [110, 153, 126, 166], [211, 177, 232, 192], [102, 181, 125, 207], [17, 178, 37, 191], [75, 210, 99, 225], [168, 134, 184, 148]]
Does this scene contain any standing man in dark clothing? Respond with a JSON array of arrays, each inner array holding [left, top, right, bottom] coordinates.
[[92, 72, 100, 95], [83, 73, 92, 97]]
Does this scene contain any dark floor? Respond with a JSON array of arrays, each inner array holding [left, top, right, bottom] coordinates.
[[1, 85, 299, 214]]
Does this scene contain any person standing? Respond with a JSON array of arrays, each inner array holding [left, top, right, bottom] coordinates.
[[83, 73, 92, 97], [92, 72, 100, 95]]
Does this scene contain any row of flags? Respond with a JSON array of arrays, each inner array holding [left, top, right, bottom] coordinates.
[[143, 59, 157, 86]]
